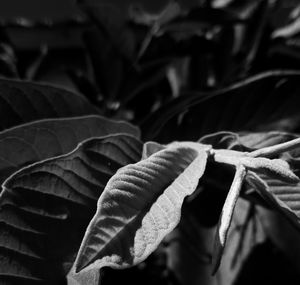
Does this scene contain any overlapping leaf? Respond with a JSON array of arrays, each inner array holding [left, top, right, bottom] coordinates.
[[0, 134, 142, 284], [0, 78, 99, 131], [196, 130, 300, 281], [201, 131, 300, 229], [141, 71, 300, 142], [0, 115, 140, 185], [74, 142, 210, 273]]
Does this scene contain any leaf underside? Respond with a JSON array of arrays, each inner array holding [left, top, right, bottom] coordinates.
[[0, 134, 142, 284], [75, 144, 208, 273]]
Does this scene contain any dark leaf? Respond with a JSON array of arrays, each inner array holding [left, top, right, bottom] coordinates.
[[0, 134, 142, 284], [270, 16, 300, 64], [141, 70, 300, 142], [0, 115, 140, 185], [67, 69, 102, 105], [129, 2, 181, 27], [83, 27, 125, 101], [25, 46, 48, 81], [78, 0, 136, 60], [165, 207, 215, 285], [0, 78, 99, 131], [0, 43, 18, 78], [215, 199, 266, 284]]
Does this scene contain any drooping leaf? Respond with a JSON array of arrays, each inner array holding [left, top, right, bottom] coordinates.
[[74, 142, 210, 273], [198, 130, 300, 281], [142, 71, 300, 142], [201, 130, 300, 229], [0, 115, 140, 185], [0, 134, 142, 284], [0, 78, 99, 131], [216, 198, 266, 285], [212, 165, 246, 273]]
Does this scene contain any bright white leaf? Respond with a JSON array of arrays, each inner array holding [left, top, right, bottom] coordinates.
[[74, 143, 209, 273]]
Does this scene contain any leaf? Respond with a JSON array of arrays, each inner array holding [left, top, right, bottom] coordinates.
[[200, 130, 300, 230], [78, 0, 136, 61], [272, 17, 300, 39], [212, 165, 246, 273], [198, 130, 300, 281], [0, 43, 18, 78], [0, 134, 142, 284], [238, 0, 269, 75], [67, 268, 100, 285], [130, 2, 182, 59], [199, 131, 299, 152], [216, 198, 266, 285], [25, 45, 48, 81], [0, 115, 140, 186], [246, 170, 300, 229], [141, 70, 300, 142], [74, 142, 209, 273], [67, 69, 102, 105], [83, 27, 125, 101], [142, 141, 166, 159], [165, 206, 215, 285], [129, 2, 181, 27], [269, 0, 300, 65], [0, 78, 99, 131]]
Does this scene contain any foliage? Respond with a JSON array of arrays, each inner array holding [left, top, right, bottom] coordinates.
[[1, 0, 300, 284]]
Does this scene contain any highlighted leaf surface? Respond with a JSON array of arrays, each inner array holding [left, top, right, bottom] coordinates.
[[0, 134, 142, 284], [75, 143, 209, 272]]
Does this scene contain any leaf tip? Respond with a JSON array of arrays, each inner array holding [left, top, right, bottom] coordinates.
[[74, 259, 84, 274], [73, 249, 91, 274]]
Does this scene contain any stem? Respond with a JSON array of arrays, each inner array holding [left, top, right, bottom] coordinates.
[[209, 149, 244, 167], [249, 137, 300, 158]]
